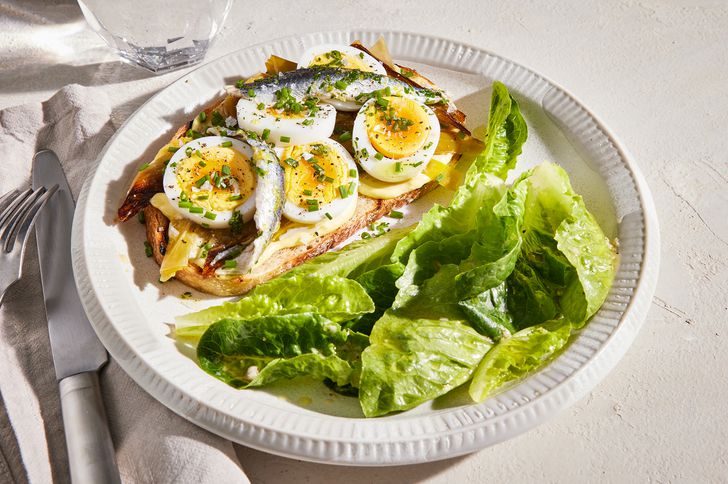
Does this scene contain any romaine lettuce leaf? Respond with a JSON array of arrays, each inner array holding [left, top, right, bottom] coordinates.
[[247, 353, 355, 388], [197, 313, 363, 388], [468, 320, 571, 402], [458, 282, 515, 341], [469, 80, 528, 180], [178, 275, 374, 327], [514, 163, 617, 327], [359, 312, 492, 417]]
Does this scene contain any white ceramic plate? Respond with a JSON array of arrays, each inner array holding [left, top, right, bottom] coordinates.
[[72, 30, 659, 465]]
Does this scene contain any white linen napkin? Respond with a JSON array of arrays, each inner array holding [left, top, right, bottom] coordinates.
[[0, 85, 250, 484]]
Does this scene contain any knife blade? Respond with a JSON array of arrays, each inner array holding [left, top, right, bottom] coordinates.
[[32, 150, 120, 484], [32, 150, 107, 378]]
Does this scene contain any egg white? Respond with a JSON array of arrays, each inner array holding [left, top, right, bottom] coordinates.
[[282, 139, 359, 224], [236, 98, 336, 148], [163, 136, 256, 229], [352, 98, 440, 183]]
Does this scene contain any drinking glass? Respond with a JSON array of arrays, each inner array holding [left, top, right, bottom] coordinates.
[[77, 0, 233, 73]]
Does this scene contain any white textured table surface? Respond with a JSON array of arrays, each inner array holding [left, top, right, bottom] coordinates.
[[2, 1, 726, 482]]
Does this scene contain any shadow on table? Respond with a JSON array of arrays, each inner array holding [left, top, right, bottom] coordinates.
[[235, 446, 476, 484]]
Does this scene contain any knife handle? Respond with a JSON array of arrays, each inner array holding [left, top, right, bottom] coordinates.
[[59, 372, 121, 484]]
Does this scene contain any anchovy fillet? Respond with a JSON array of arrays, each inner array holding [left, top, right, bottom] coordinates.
[[227, 67, 450, 109], [231, 138, 285, 272]]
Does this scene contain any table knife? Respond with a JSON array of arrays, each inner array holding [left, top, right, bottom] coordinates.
[[32, 150, 121, 484]]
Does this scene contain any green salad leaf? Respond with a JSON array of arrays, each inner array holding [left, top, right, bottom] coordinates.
[[470, 80, 528, 180], [468, 320, 571, 402], [359, 312, 492, 417], [197, 313, 364, 388], [177, 275, 374, 328]]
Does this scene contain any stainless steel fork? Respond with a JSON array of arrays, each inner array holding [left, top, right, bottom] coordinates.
[[0, 185, 58, 306]]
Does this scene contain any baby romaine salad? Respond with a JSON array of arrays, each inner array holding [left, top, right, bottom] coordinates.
[[174, 82, 617, 417]]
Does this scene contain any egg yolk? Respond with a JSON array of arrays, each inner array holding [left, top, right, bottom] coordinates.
[[174, 145, 255, 212], [309, 50, 375, 72], [364, 97, 430, 159], [281, 143, 348, 207]]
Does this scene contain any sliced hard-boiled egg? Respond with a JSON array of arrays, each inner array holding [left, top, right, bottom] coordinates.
[[298, 44, 386, 75], [163, 136, 256, 229], [279, 138, 359, 224], [352, 96, 440, 182], [236, 93, 336, 147], [298, 44, 387, 111]]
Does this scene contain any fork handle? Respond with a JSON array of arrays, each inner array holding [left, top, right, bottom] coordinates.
[[59, 372, 121, 484]]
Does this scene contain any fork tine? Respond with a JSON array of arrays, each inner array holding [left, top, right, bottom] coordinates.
[[7, 185, 59, 255], [0, 188, 34, 230], [0, 189, 20, 215], [1, 187, 47, 253]]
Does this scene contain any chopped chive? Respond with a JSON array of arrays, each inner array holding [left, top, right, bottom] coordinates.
[[196, 195, 209, 201], [306, 199, 318, 205], [395, 162, 403, 172], [303, 189, 313, 196], [194, 175, 209, 188], [302, 119, 313, 126], [204, 211, 217, 220], [338, 185, 349, 198], [334, 80, 348, 90], [349, 169, 357, 178], [138, 163, 150, 172], [199, 161, 207, 167], [178, 200, 193, 208], [254, 166, 266, 176], [186, 129, 201, 139], [220, 140, 233, 148], [223, 259, 237, 269], [167, 146, 179, 153], [283, 157, 299, 168], [144, 241, 153, 257], [257, 102, 265, 110], [374, 152, 384, 160], [194, 149, 202, 158], [189, 206, 204, 214], [137, 211, 145, 224], [348, 181, 356, 194], [261, 128, 270, 140], [198, 112, 207, 122], [323, 176, 334, 183], [280, 135, 291, 143], [325, 212, 333, 220], [247, 88, 256, 97], [361, 232, 371, 239], [235, 79, 245, 89], [211, 111, 225, 126], [221, 165, 231, 175], [185, 147, 193, 157], [307, 206, 319, 212], [338, 131, 352, 142], [180, 191, 189, 201], [311, 163, 324, 173], [228, 194, 243, 201], [201, 222, 210, 228], [376, 97, 389, 109], [389, 210, 404, 219]]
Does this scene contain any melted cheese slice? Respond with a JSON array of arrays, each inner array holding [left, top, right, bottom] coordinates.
[[358, 153, 453, 199]]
